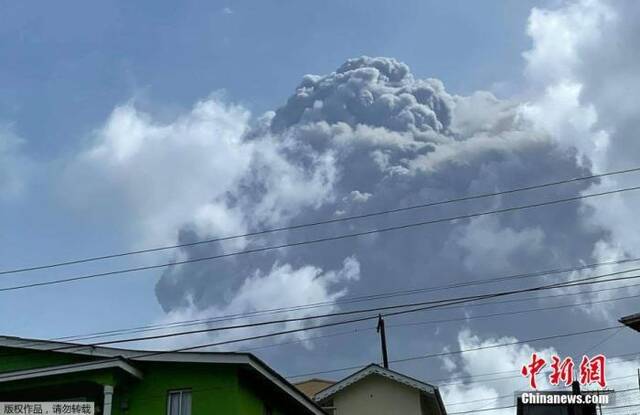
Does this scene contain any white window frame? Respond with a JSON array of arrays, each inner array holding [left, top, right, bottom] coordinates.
[[167, 389, 192, 415]]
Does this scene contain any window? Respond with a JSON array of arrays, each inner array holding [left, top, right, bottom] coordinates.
[[167, 390, 192, 415]]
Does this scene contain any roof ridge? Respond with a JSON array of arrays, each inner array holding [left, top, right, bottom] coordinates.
[[314, 363, 438, 402]]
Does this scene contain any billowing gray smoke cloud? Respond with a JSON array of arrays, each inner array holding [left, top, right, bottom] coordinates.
[[157, 57, 600, 310], [151, 55, 620, 378], [270, 56, 453, 135]]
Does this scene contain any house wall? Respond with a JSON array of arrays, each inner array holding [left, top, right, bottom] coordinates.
[[120, 362, 242, 415], [237, 376, 287, 415], [123, 362, 301, 415], [332, 374, 422, 415]]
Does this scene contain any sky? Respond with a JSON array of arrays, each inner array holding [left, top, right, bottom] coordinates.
[[2, 0, 640, 413]]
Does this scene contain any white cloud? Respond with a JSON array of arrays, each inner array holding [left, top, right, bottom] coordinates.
[[143, 256, 360, 350], [61, 94, 352, 331], [62, 96, 338, 249], [346, 190, 372, 203], [63, 98, 252, 247], [519, 82, 609, 167], [420, 7, 640, 398], [520, 0, 640, 310], [523, 0, 614, 87]]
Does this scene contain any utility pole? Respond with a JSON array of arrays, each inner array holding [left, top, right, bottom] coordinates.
[[377, 314, 389, 369]]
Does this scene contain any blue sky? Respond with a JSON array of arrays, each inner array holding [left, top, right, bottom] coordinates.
[[2, 0, 539, 154], [3, 1, 640, 410]]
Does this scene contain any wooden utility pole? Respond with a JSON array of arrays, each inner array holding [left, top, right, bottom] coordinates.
[[377, 314, 389, 369]]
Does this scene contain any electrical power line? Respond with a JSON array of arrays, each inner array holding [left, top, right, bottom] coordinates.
[[0, 321, 624, 384], [11, 276, 568, 359], [280, 268, 640, 380], [0, 289, 532, 360], [240, 289, 640, 353], [6, 264, 640, 378], [3, 268, 639, 367], [11, 257, 640, 360], [406, 383, 640, 414], [8, 275, 633, 369], [378, 353, 640, 391], [448, 404, 516, 414], [70, 269, 640, 349], [424, 351, 640, 389], [0, 295, 498, 378], [582, 328, 626, 356], [5, 326, 638, 403], [109, 271, 640, 372], [49, 257, 640, 344], [4, 166, 640, 277], [11, 284, 640, 373], [285, 325, 621, 379], [2, 184, 640, 294], [421, 327, 636, 403]]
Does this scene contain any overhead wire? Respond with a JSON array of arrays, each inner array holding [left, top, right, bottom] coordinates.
[[240, 288, 640, 353], [3, 166, 640, 277], [2, 184, 640, 293], [3, 269, 640, 375], [48, 258, 640, 344]]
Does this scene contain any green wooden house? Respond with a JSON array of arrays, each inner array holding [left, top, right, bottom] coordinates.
[[0, 335, 325, 415]]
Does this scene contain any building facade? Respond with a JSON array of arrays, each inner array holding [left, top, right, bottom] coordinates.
[[298, 364, 448, 415], [0, 336, 324, 415]]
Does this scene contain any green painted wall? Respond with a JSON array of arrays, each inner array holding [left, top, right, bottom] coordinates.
[[120, 362, 243, 415], [237, 382, 261, 415], [237, 381, 287, 415]]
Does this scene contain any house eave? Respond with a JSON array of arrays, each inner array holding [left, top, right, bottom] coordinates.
[[0, 359, 143, 383]]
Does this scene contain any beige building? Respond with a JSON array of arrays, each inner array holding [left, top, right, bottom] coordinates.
[[296, 364, 447, 415]]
